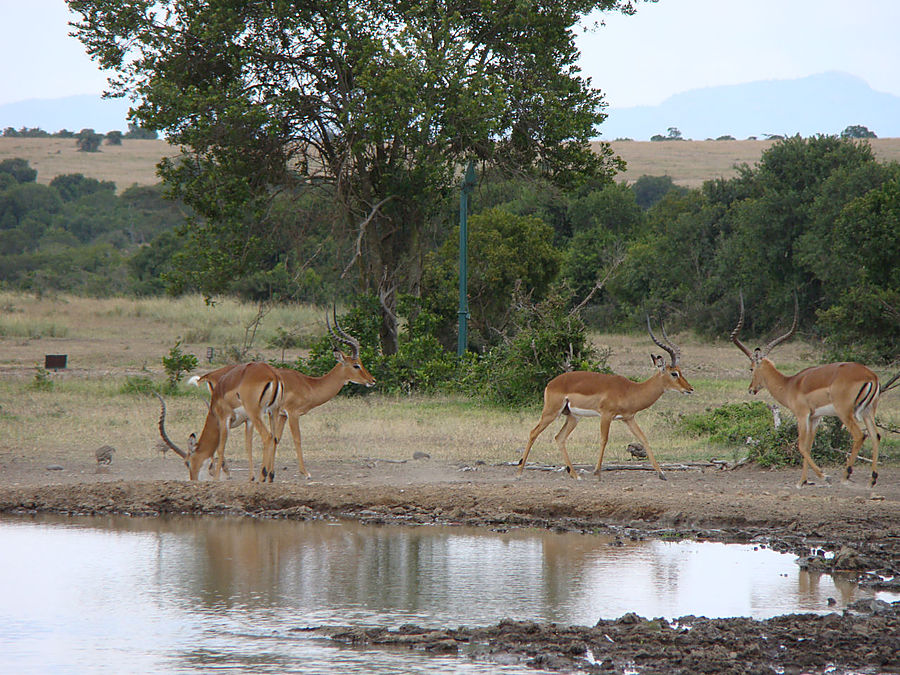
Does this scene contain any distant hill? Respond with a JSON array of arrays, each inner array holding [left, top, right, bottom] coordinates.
[[4, 71, 898, 142], [0, 94, 131, 134], [599, 72, 900, 141]]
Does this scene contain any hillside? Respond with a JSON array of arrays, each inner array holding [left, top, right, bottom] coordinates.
[[601, 72, 900, 141], [3, 136, 900, 191]]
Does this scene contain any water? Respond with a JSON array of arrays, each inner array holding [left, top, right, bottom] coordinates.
[[0, 514, 896, 674]]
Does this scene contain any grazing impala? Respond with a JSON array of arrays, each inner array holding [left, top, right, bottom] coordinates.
[[157, 361, 284, 481], [730, 293, 881, 487], [517, 318, 693, 480], [190, 309, 375, 479]]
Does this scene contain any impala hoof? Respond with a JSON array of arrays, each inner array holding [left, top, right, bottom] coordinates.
[[870, 471, 878, 487], [657, 472, 667, 481]]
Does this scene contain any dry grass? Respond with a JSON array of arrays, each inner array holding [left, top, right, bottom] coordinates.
[[606, 137, 900, 188], [0, 292, 896, 472], [0, 137, 176, 190], [5, 136, 900, 193]]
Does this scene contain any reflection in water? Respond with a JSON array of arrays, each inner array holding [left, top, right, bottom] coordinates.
[[0, 514, 896, 674]]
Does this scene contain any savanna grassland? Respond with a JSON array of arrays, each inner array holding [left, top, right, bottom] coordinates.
[[6, 136, 900, 191], [0, 290, 897, 477]]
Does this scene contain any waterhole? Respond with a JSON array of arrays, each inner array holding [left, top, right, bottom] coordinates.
[[1, 514, 897, 674]]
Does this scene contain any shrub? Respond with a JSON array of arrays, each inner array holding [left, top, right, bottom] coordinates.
[[680, 401, 850, 468], [467, 284, 609, 407], [162, 339, 198, 391]]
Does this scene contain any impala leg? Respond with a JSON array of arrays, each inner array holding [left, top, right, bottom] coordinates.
[[860, 412, 881, 487], [592, 415, 613, 478], [623, 417, 666, 481], [287, 413, 311, 479], [796, 416, 826, 487], [841, 414, 866, 483], [553, 413, 581, 479], [518, 407, 562, 475], [250, 414, 276, 483], [243, 420, 255, 481]]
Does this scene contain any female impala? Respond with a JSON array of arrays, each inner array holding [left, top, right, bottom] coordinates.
[[517, 318, 693, 481], [157, 361, 284, 481], [730, 294, 881, 487]]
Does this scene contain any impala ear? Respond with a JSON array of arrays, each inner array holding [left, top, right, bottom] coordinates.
[[333, 349, 345, 362], [651, 354, 665, 370], [188, 432, 198, 454]]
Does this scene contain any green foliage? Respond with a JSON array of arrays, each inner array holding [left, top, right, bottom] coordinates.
[[681, 401, 850, 468], [630, 175, 687, 210], [421, 207, 562, 350], [75, 128, 103, 153], [841, 125, 876, 139], [49, 174, 116, 202], [467, 284, 608, 407], [30, 366, 55, 392], [119, 375, 159, 395], [0, 158, 37, 184], [161, 339, 198, 391]]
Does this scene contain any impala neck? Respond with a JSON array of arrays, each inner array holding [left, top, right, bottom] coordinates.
[[307, 362, 355, 405], [630, 372, 669, 412], [755, 358, 791, 404]]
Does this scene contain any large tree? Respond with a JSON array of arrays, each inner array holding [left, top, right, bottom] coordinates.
[[68, 0, 632, 353]]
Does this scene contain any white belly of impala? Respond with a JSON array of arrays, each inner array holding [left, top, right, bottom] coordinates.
[[811, 404, 836, 419], [567, 406, 602, 417]]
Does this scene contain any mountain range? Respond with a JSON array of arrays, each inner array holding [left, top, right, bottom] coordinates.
[[599, 72, 900, 141], [2, 72, 898, 140]]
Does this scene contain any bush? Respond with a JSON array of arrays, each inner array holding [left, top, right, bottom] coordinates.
[[680, 401, 850, 468], [466, 284, 609, 407], [162, 339, 198, 391], [120, 375, 159, 395]]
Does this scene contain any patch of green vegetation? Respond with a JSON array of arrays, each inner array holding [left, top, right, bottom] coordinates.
[[680, 401, 851, 468]]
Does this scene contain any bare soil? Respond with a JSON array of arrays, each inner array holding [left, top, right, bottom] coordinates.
[[2, 454, 899, 674]]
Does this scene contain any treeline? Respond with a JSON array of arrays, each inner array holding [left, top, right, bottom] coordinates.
[[2, 125, 158, 140], [1, 134, 898, 370], [0, 157, 184, 295]]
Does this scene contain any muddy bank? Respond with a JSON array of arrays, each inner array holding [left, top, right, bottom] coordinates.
[[317, 601, 900, 674]]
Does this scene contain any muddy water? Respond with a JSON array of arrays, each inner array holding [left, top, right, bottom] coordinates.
[[1, 514, 897, 674]]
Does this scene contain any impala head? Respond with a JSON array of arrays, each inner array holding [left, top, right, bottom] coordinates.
[[646, 316, 693, 394], [730, 292, 798, 394], [154, 392, 204, 478], [326, 306, 375, 387]]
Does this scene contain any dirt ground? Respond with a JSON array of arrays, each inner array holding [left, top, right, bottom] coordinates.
[[2, 452, 899, 674]]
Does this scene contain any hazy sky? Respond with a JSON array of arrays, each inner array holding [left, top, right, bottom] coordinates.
[[3, 0, 900, 108]]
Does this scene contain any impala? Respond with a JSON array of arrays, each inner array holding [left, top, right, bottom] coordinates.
[[157, 361, 284, 481], [517, 318, 694, 480], [190, 309, 375, 479], [730, 293, 881, 487]]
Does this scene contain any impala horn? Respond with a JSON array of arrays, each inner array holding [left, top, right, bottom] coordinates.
[[761, 292, 799, 357], [730, 291, 754, 360], [154, 392, 188, 459], [646, 315, 680, 367], [326, 304, 361, 359]]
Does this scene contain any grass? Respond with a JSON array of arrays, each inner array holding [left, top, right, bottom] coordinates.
[[6, 137, 900, 193], [1, 291, 896, 471]]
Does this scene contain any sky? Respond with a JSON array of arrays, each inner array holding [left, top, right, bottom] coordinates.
[[2, 0, 900, 110]]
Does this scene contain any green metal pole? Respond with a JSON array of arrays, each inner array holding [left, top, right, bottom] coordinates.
[[458, 160, 476, 356]]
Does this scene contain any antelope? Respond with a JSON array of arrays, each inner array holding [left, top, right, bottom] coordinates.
[[517, 318, 694, 480], [189, 309, 375, 479], [730, 293, 881, 487], [157, 361, 284, 481]]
